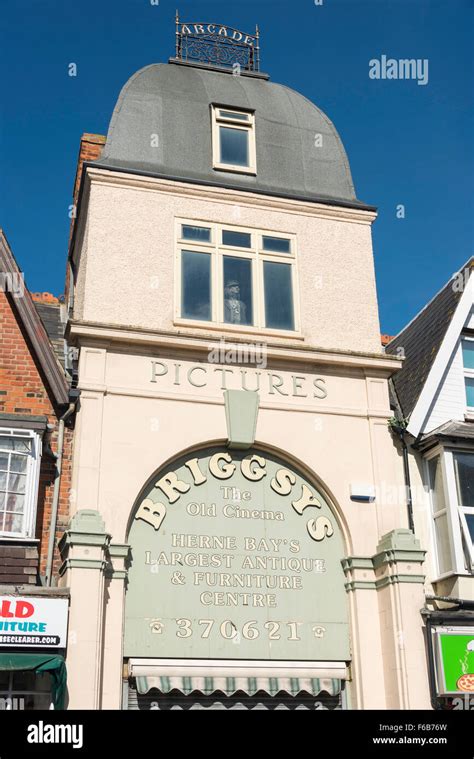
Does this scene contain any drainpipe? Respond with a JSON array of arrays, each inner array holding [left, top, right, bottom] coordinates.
[[399, 428, 415, 533], [390, 421, 415, 533], [426, 594, 474, 611], [45, 402, 76, 586]]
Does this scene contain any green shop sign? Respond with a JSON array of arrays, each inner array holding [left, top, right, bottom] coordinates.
[[434, 628, 474, 695], [124, 447, 350, 661]]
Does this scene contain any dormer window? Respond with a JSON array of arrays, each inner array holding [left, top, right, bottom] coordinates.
[[211, 106, 256, 174]]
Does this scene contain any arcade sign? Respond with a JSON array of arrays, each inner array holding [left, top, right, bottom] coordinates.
[[175, 14, 260, 72]]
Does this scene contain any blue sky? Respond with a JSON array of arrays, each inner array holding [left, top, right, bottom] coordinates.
[[1, 0, 473, 335]]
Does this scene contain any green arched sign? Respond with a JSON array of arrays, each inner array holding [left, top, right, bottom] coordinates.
[[124, 448, 350, 661]]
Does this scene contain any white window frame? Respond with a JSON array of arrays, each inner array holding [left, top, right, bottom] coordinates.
[[461, 335, 474, 412], [426, 445, 474, 579], [211, 106, 257, 175], [174, 219, 301, 337], [0, 428, 41, 540], [451, 449, 474, 569], [425, 447, 457, 579]]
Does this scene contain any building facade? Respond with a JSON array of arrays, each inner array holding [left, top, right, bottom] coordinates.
[[387, 261, 474, 708], [59, 26, 433, 710], [0, 231, 72, 709]]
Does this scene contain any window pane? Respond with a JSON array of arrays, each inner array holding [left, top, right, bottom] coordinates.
[[24, 694, 52, 710], [12, 438, 31, 453], [454, 453, 474, 507], [462, 339, 474, 369], [465, 378, 474, 407], [219, 127, 249, 167], [181, 225, 211, 243], [264, 262, 295, 330], [181, 251, 211, 321], [10, 454, 28, 473], [0, 472, 6, 490], [0, 453, 8, 470], [464, 513, 474, 544], [6, 493, 24, 512], [218, 110, 251, 121], [262, 236, 291, 254], [434, 513, 452, 575], [8, 473, 26, 494], [0, 671, 9, 689], [12, 672, 37, 691], [428, 457, 446, 515], [223, 257, 253, 326], [222, 230, 251, 248], [0, 437, 32, 454], [34, 672, 52, 692], [3, 512, 23, 533]]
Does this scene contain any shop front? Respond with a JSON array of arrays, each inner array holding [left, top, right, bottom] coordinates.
[[0, 592, 69, 710], [123, 446, 350, 710]]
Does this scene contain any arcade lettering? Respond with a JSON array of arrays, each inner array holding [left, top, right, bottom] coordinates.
[[180, 24, 255, 47]]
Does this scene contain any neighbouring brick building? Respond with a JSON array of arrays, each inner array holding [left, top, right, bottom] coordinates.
[[0, 230, 73, 708]]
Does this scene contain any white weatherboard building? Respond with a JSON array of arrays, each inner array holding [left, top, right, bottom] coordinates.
[[59, 25, 433, 710], [387, 263, 474, 707]]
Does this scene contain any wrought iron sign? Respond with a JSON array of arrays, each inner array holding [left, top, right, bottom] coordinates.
[[175, 13, 260, 72]]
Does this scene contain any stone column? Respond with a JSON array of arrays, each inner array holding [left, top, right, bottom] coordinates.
[[373, 529, 431, 709], [342, 557, 387, 709], [101, 543, 130, 709], [58, 509, 110, 710]]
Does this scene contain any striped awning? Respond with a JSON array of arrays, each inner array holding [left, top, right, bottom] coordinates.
[[135, 675, 341, 697], [129, 659, 348, 698]]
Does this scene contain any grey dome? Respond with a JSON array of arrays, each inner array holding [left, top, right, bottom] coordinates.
[[96, 62, 368, 208]]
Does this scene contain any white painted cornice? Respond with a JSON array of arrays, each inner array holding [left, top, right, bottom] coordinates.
[[84, 167, 378, 225], [68, 320, 401, 374]]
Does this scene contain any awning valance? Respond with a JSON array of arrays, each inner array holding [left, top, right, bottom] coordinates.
[[129, 659, 348, 698], [136, 675, 341, 697], [0, 653, 66, 710]]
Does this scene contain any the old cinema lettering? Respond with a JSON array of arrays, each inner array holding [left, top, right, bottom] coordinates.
[[180, 24, 255, 47], [135, 452, 334, 543]]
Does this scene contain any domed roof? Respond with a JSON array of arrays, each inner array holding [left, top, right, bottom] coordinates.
[[95, 62, 368, 208]]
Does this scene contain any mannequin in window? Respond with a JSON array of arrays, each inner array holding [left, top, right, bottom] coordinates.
[[224, 279, 247, 325]]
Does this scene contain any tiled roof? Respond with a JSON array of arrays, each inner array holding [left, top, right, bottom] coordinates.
[[385, 261, 473, 418], [33, 301, 67, 370], [419, 420, 474, 447]]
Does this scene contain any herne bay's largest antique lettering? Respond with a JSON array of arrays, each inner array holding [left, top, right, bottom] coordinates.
[[124, 448, 350, 661]]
